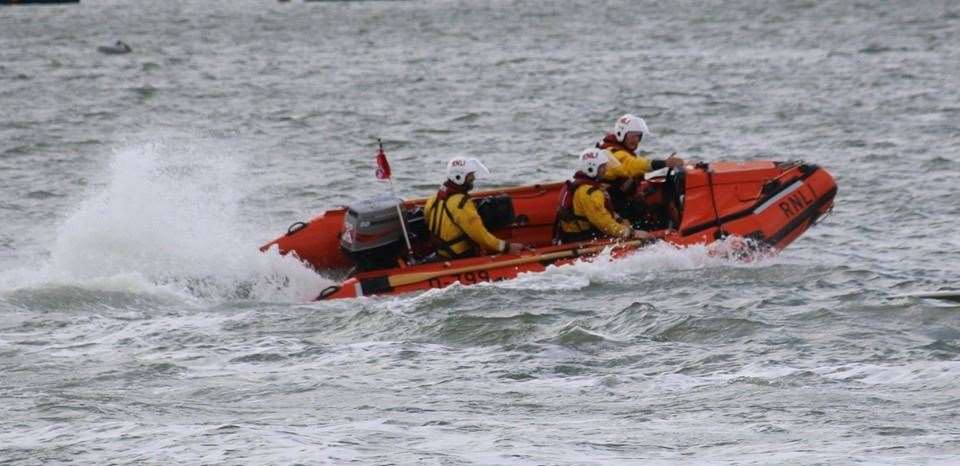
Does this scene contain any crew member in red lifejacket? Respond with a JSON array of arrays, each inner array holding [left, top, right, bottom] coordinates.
[[555, 148, 653, 244], [598, 114, 684, 182], [597, 114, 685, 226], [424, 157, 525, 259]]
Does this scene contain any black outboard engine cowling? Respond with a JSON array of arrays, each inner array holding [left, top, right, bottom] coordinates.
[[340, 195, 404, 271]]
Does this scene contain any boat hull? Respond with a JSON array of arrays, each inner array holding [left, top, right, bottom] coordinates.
[[261, 161, 837, 300]]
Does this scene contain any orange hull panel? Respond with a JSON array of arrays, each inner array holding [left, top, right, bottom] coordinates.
[[261, 162, 837, 300]]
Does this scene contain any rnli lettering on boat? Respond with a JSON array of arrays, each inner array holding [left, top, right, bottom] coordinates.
[[778, 190, 814, 218]]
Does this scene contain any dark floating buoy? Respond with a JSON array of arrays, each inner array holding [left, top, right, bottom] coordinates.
[[1, 0, 80, 4], [97, 41, 133, 55]]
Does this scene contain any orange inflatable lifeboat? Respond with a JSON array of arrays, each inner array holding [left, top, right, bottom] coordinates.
[[260, 160, 836, 300]]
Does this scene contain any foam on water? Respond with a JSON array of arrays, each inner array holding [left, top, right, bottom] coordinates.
[[815, 361, 960, 389], [0, 136, 327, 304], [489, 238, 778, 293]]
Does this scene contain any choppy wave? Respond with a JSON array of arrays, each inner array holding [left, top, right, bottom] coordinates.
[[2, 0, 959, 463]]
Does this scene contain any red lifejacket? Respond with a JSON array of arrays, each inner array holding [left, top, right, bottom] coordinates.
[[427, 181, 474, 258], [435, 181, 469, 202], [597, 133, 636, 156], [553, 173, 615, 241]]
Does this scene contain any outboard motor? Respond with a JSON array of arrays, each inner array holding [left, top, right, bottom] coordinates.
[[340, 195, 405, 271]]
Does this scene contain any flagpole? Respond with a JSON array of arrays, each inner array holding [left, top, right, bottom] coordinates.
[[379, 139, 414, 261]]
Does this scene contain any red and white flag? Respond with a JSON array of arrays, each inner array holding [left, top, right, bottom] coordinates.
[[375, 146, 391, 180]]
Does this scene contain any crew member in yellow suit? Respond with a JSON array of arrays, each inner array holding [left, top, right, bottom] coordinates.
[[598, 113, 684, 183], [424, 157, 525, 258], [556, 148, 653, 244]]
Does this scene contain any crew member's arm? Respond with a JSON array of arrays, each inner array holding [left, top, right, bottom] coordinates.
[[602, 150, 653, 181], [578, 189, 631, 238], [450, 198, 508, 253], [650, 153, 685, 170]]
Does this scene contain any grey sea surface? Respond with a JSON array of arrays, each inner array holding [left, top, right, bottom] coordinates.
[[2, 0, 959, 464]]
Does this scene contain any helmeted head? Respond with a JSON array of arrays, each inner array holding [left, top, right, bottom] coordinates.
[[613, 113, 651, 146], [577, 148, 620, 179], [446, 157, 490, 188]]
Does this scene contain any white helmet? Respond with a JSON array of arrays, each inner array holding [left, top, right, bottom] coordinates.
[[446, 157, 490, 185], [577, 148, 620, 178], [613, 114, 651, 143]]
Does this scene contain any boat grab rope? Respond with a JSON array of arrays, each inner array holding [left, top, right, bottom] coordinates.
[[286, 221, 308, 236], [702, 163, 727, 239]]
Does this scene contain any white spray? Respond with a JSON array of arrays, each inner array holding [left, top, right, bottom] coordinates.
[[4, 136, 327, 304]]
